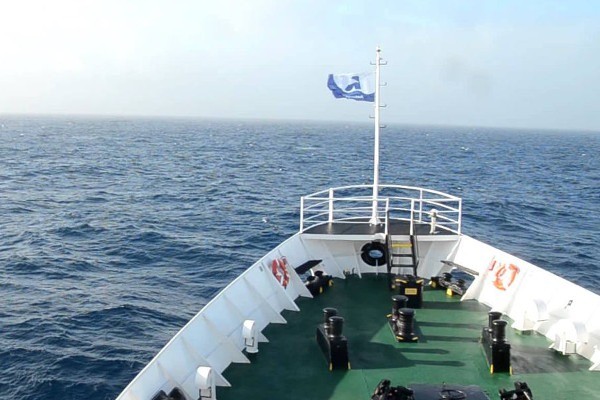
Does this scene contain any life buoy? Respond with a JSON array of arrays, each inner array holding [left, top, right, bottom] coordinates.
[[271, 258, 290, 288], [360, 242, 387, 267], [493, 263, 520, 291]]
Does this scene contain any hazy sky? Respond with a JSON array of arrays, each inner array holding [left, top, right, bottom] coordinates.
[[1, 1, 599, 131]]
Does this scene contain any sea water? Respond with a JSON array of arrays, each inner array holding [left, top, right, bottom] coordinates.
[[1, 116, 598, 399]]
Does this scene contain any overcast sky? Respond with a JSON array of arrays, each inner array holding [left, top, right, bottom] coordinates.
[[1, 1, 599, 131]]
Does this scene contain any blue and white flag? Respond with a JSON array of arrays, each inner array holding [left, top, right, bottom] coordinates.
[[327, 72, 375, 102]]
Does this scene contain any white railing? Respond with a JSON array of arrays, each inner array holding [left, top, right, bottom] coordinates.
[[300, 184, 462, 235]]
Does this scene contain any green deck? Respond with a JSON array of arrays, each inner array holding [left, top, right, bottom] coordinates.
[[220, 275, 597, 399]]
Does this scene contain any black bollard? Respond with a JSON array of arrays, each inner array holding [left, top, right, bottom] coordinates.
[[328, 316, 344, 340], [488, 311, 503, 331], [323, 308, 338, 335], [492, 320, 507, 343], [391, 295, 408, 320], [395, 308, 418, 342]]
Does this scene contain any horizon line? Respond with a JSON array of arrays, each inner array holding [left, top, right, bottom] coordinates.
[[1, 112, 599, 135]]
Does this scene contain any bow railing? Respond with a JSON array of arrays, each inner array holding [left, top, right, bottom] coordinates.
[[300, 184, 462, 235]]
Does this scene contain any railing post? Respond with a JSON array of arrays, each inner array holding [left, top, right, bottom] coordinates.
[[300, 196, 304, 232], [385, 198, 390, 235], [410, 199, 415, 236], [418, 189, 423, 222], [458, 198, 462, 234], [328, 188, 334, 223]]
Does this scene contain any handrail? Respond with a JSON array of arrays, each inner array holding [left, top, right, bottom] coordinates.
[[303, 184, 462, 200], [409, 199, 415, 235], [300, 184, 462, 235], [384, 198, 390, 236], [300, 196, 304, 232]]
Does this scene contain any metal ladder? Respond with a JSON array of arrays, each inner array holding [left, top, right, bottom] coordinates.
[[387, 234, 419, 278]]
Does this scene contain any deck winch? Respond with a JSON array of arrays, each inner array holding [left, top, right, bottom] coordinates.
[[429, 272, 452, 289], [499, 382, 533, 399], [371, 379, 534, 400], [316, 307, 350, 370], [371, 379, 414, 400], [448, 278, 467, 296], [430, 272, 468, 296], [306, 270, 333, 296], [481, 311, 511, 374]]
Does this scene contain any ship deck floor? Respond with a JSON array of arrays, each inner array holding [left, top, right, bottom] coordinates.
[[220, 275, 597, 400], [303, 219, 455, 236]]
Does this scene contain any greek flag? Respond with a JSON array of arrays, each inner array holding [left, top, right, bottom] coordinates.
[[327, 72, 375, 102]]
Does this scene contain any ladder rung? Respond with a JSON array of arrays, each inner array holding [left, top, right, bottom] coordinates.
[[392, 242, 412, 249]]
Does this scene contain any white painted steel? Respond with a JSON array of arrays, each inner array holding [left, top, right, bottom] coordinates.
[[303, 184, 461, 200], [195, 367, 216, 400], [370, 46, 382, 224], [409, 200, 415, 235], [590, 347, 600, 371], [384, 198, 390, 236], [242, 320, 259, 354], [429, 209, 437, 234], [301, 184, 462, 234], [297, 231, 599, 369], [299, 196, 304, 232], [455, 235, 600, 369], [118, 204, 599, 400], [328, 188, 334, 223], [116, 233, 312, 400]]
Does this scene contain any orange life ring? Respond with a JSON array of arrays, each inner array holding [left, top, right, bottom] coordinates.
[[271, 258, 290, 288], [493, 263, 520, 291]]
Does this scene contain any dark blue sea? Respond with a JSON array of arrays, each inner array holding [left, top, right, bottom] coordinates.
[[1, 116, 598, 399]]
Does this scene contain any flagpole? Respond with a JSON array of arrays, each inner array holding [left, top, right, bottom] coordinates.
[[370, 46, 382, 225]]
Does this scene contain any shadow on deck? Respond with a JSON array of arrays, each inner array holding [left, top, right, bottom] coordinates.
[[219, 275, 598, 400], [303, 219, 456, 236]]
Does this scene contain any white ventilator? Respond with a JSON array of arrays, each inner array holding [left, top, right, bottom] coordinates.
[[590, 346, 600, 371], [547, 319, 588, 355], [195, 366, 216, 400], [429, 209, 438, 234], [242, 320, 259, 354], [511, 298, 549, 332]]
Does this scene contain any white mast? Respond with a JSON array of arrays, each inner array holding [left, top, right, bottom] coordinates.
[[370, 46, 383, 224]]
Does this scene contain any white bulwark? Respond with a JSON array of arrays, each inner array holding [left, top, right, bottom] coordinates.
[[117, 182, 600, 400]]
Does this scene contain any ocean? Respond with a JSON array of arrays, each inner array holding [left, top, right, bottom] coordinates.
[[1, 116, 598, 399]]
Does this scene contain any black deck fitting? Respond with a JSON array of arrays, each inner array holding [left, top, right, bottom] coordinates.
[[316, 313, 350, 370], [481, 312, 511, 374]]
